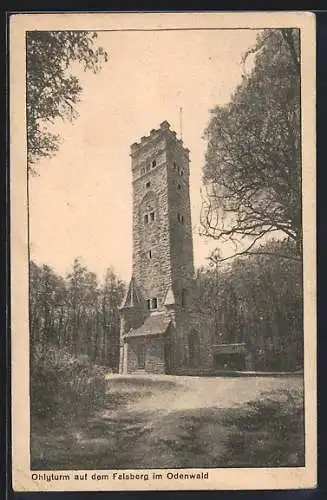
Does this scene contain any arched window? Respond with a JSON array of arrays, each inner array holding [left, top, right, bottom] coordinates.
[[188, 330, 200, 368], [181, 288, 187, 306]]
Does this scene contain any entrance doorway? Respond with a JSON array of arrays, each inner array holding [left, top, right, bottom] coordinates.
[[188, 330, 200, 368], [136, 343, 146, 369]]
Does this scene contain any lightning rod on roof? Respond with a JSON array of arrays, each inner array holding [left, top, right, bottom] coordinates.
[[179, 107, 183, 141]]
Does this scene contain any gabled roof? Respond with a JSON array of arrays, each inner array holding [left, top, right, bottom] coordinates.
[[119, 276, 143, 309], [123, 313, 171, 338]]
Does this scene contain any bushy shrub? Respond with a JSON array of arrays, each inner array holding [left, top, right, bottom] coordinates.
[[30, 343, 106, 427]]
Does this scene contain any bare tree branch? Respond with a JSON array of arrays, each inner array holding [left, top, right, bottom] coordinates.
[[201, 29, 301, 261]]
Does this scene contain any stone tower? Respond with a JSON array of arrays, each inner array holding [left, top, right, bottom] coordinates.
[[131, 120, 194, 311], [119, 121, 213, 374]]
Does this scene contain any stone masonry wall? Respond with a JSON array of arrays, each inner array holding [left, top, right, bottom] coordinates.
[[166, 135, 194, 304], [125, 335, 166, 374], [145, 336, 166, 374], [125, 338, 139, 373], [119, 307, 147, 373], [131, 122, 194, 312], [169, 309, 214, 373], [127, 122, 212, 375], [131, 136, 171, 310]]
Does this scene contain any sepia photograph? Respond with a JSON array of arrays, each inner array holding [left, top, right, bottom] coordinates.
[[10, 12, 316, 491]]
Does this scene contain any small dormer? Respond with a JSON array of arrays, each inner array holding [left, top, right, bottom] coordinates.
[[163, 284, 176, 309], [119, 276, 143, 310]]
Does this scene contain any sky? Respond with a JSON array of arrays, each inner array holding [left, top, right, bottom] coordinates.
[[28, 29, 261, 282]]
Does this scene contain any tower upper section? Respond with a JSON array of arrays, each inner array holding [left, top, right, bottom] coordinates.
[[131, 121, 194, 313], [130, 120, 190, 181]]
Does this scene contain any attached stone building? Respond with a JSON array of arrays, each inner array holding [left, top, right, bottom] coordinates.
[[119, 121, 217, 374]]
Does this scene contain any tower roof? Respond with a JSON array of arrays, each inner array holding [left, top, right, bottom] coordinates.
[[119, 276, 143, 309]]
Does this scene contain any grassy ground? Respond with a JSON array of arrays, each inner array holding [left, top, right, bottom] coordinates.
[[31, 374, 304, 469]]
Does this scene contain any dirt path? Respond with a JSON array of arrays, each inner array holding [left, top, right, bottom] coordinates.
[[32, 374, 303, 469], [120, 373, 303, 412], [95, 374, 303, 468]]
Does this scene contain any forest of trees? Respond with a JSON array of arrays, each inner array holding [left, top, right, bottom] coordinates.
[[30, 239, 303, 373], [29, 258, 125, 372], [195, 240, 303, 371], [196, 28, 303, 371], [28, 29, 303, 375]]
